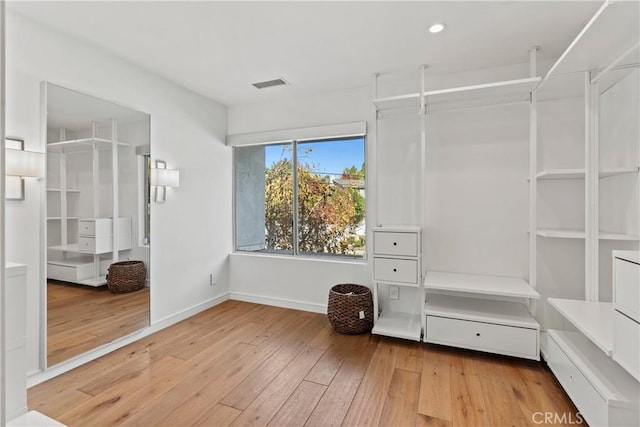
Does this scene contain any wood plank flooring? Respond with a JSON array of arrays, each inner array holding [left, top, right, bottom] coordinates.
[[31, 300, 582, 426], [47, 281, 150, 366]]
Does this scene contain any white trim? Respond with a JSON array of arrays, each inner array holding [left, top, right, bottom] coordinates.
[[226, 121, 366, 146], [27, 292, 230, 387], [230, 291, 327, 314]]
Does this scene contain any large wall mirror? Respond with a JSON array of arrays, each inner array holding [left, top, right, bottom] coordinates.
[[44, 83, 151, 367]]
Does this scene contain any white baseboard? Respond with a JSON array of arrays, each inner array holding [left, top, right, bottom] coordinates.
[[230, 291, 327, 314], [27, 292, 230, 387]]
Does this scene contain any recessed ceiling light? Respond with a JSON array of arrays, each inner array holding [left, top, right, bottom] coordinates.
[[429, 22, 446, 34]]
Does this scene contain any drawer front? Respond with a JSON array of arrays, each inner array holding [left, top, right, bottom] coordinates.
[[425, 315, 538, 359], [78, 236, 111, 254], [373, 257, 418, 284], [374, 232, 418, 257], [613, 311, 640, 381], [547, 334, 608, 427], [47, 263, 78, 282], [78, 218, 131, 237], [614, 258, 640, 322], [78, 234, 132, 254], [78, 220, 97, 236]]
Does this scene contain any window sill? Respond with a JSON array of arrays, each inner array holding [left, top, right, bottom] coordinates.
[[231, 251, 368, 265]]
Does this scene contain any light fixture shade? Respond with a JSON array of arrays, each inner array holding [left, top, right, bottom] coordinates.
[[150, 168, 179, 188], [6, 148, 45, 178]]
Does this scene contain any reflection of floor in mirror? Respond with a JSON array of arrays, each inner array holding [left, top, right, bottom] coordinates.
[[47, 280, 150, 367]]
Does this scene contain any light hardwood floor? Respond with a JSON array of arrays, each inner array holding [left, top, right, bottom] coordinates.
[[47, 281, 150, 366], [31, 300, 580, 426]]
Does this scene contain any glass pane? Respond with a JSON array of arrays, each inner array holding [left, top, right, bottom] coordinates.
[[235, 143, 293, 254], [296, 137, 366, 257]]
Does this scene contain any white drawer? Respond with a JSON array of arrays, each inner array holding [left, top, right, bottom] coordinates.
[[547, 333, 608, 427], [614, 257, 640, 322], [78, 234, 132, 254], [425, 315, 538, 359], [373, 231, 418, 257], [373, 257, 418, 284], [78, 217, 132, 238], [613, 311, 640, 382], [47, 263, 79, 282]]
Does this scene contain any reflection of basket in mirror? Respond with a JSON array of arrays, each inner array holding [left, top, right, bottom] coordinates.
[[107, 261, 146, 293], [327, 283, 373, 334]]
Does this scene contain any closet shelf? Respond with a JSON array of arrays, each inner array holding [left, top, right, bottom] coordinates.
[[425, 270, 539, 299], [47, 188, 81, 193], [535, 167, 639, 180], [47, 243, 85, 254], [548, 298, 613, 355], [536, 229, 639, 240], [599, 232, 640, 241], [372, 311, 421, 341], [537, 1, 639, 91], [537, 229, 585, 239], [373, 77, 540, 111], [425, 294, 538, 329], [46, 217, 79, 221]]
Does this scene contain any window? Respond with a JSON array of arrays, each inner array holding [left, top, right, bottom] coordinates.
[[235, 137, 366, 258]]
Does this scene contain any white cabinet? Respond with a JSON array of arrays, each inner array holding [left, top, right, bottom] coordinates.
[[613, 251, 640, 381], [371, 225, 423, 341], [5, 263, 27, 422], [424, 272, 540, 360], [78, 218, 132, 254]]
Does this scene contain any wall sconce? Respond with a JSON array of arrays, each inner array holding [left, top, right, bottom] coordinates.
[[150, 160, 179, 203], [6, 137, 45, 200]]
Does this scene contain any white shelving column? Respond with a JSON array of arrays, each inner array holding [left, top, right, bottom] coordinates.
[[529, 46, 538, 316], [111, 119, 119, 265]]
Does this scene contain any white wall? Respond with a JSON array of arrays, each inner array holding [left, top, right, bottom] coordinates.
[[6, 13, 231, 376]]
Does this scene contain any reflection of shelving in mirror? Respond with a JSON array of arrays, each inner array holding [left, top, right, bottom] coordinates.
[[44, 82, 151, 367]]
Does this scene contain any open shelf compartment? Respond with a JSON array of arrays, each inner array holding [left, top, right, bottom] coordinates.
[[548, 298, 613, 355], [424, 270, 539, 299]]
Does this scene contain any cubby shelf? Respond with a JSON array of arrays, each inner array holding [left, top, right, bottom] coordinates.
[[425, 271, 539, 300], [548, 298, 613, 355], [47, 188, 81, 193], [536, 229, 640, 241], [534, 167, 639, 180]]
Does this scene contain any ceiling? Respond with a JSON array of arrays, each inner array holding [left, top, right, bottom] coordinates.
[[9, 1, 604, 107]]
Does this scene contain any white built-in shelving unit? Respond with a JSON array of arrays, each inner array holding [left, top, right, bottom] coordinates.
[[532, 1, 640, 425], [46, 125, 132, 287], [371, 225, 423, 341], [424, 271, 540, 360], [372, 49, 541, 350]]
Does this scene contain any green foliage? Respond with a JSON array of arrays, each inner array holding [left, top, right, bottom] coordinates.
[[264, 151, 365, 255]]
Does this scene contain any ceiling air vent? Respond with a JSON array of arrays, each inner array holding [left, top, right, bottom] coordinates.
[[252, 78, 288, 89]]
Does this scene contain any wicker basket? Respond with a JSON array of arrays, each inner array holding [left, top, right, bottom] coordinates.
[[106, 261, 146, 293], [327, 284, 373, 334]]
